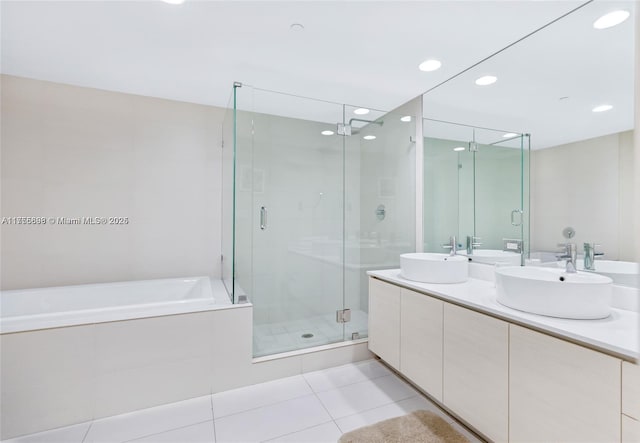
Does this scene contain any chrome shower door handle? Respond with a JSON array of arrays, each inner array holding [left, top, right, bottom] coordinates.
[[511, 209, 523, 226], [260, 206, 267, 230]]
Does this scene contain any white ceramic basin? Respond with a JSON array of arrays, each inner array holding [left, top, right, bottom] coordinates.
[[461, 249, 521, 265], [400, 253, 469, 283], [577, 260, 639, 288], [496, 266, 613, 319]]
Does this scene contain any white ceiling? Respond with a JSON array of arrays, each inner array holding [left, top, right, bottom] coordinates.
[[422, 0, 636, 149], [1, 1, 633, 149]]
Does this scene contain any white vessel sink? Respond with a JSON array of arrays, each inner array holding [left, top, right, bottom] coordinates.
[[577, 260, 639, 288], [461, 249, 521, 265], [400, 253, 469, 284], [495, 266, 613, 319]]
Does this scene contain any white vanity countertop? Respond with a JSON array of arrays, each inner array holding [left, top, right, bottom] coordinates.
[[368, 269, 639, 361]]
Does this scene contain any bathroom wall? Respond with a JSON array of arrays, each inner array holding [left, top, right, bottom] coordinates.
[[1, 75, 224, 290], [531, 130, 636, 261]]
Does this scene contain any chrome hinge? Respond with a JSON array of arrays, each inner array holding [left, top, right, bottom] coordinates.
[[336, 308, 351, 323], [337, 123, 352, 136]]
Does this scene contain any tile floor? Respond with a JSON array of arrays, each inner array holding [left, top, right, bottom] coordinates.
[[3, 359, 483, 443], [253, 310, 369, 357]]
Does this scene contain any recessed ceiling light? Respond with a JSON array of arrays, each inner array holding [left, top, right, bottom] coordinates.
[[363, 135, 376, 140], [321, 130, 334, 136], [593, 10, 630, 29], [161, 0, 185, 4], [418, 59, 442, 72], [503, 133, 518, 138], [475, 75, 497, 86], [592, 104, 613, 113], [400, 116, 412, 122], [453, 147, 466, 152], [354, 108, 369, 115], [290, 23, 305, 31]]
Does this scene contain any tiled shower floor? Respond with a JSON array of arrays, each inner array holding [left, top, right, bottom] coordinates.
[[253, 310, 369, 357], [3, 359, 483, 443]]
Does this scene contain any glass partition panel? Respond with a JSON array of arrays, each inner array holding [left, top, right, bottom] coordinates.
[[345, 99, 417, 339], [234, 85, 346, 357], [221, 90, 235, 300], [473, 128, 526, 256], [423, 119, 474, 252]]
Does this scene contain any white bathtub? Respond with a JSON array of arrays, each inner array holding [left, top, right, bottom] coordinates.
[[0, 276, 232, 333], [0, 276, 249, 440]]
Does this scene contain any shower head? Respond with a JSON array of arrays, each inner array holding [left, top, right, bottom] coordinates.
[[348, 117, 384, 127], [345, 117, 384, 136], [336, 118, 383, 136]]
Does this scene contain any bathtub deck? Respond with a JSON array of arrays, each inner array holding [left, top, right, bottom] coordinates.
[[0, 359, 482, 443], [1, 278, 234, 334]]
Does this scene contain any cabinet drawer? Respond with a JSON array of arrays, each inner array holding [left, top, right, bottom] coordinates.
[[510, 325, 621, 443], [443, 303, 509, 442], [368, 278, 401, 370], [400, 289, 443, 402]]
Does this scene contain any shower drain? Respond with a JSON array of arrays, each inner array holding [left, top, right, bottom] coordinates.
[[301, 333, 314, 339]]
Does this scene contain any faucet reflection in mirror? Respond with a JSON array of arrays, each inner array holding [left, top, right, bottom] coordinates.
[[556, 242, 578, 274], [583, 242, 605, 271]]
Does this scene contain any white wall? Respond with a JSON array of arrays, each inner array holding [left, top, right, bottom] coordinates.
[[358, 100, 417, 254], [1, 75, 224, 290], [531, 131, 636, 261]]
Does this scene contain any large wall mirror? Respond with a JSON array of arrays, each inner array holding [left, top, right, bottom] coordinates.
[[422, 0, 636, 286]]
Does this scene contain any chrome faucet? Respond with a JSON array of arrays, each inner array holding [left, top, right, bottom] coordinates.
[[466, 236, 482, 254], [557, 242, 578, 273], [583, 243, 604, 271], [442, 236, 458, 256]]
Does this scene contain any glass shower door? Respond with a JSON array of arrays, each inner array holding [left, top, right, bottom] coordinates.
[[234, 86, 347, 357], [474, 129, 529, 263]]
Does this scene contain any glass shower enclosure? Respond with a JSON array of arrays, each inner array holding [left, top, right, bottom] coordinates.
[[222, 84, 416, 357]]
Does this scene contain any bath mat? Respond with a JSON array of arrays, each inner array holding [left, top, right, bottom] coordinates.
[[338, 410, 470, 443]]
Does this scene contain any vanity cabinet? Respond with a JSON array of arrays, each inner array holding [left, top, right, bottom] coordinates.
[[443, 303, 509, 443], [400, 288, 443, 402], [368, 275, 635, 442], [509, 324, 621, 442], [368, 278, 401, 370]]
